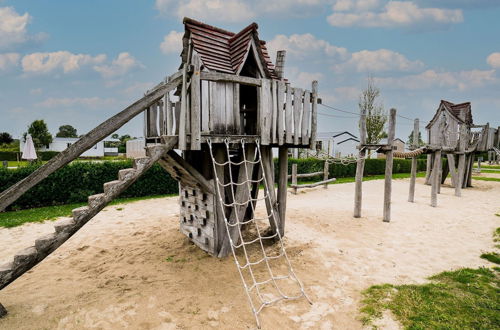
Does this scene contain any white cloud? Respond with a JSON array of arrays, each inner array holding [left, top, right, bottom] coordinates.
[[375, 69, 497, 91], [334, 86, 360, 100], [286, 67, 323, 90], [334, 49, 424, 72], [267, 33, 348, 62], [160, 30, 183, 55], [156, 0, 255, 22], [0, 52, 20, 70], [22, 51, 106, 74], [94, 52, 143, 79], [487, 52, 500, 69], [0, 6, 30, 49], [328, 1, 463, 29], [29, 88, 42, 95], [36, 97, 116, 108], [122, 82, 156, 97]]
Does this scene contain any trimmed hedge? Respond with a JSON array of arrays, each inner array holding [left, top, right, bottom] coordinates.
[[0, 157, 426, 211]]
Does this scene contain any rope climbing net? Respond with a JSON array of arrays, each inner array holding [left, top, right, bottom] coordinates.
[[207, 139, 311, 328]]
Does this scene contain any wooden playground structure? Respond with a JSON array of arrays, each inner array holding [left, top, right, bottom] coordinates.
[[0, 18, 316, 327], [353, 100, 499, 221]]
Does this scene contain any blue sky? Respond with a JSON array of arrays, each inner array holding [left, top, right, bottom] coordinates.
[[1, 0, 499, 141]]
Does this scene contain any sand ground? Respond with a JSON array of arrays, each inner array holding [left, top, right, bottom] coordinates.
[[0, 176, 499, 330]]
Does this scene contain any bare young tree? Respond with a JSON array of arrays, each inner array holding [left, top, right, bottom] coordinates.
[[359, 77, 387, 155]]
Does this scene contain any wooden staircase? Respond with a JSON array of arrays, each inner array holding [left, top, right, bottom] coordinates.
[[0, 140, 176, 291]]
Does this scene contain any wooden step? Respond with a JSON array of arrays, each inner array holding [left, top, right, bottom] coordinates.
[[72, 206, 89, 221], [54, 218, 76, 234], [103, 180, 122, 194], [34, 233, 57, 253], [88, 193, 105, 205], [133, 157, 150, 170], [118, 168, 135, 181], [13, 247, 37, 267]]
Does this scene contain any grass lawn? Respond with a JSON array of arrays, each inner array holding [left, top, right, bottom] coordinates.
[[472, 176, 500, 182], [480, 169, 500, 173], [480, 164, 500, 169], [0, 194, 174, 228], [360, 227, 500, 329]]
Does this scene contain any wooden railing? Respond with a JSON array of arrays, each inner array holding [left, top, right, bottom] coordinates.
[[144, 55, 318, 151], [289, 162, 335, 194]]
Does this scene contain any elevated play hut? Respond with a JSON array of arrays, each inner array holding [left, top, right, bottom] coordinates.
[[0, 18, 315, 326]]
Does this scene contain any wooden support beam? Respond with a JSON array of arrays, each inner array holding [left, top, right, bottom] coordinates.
[[383, 108, 396, 222], [354, 106, 367, 218], [408, 118, 419, 202], [447, 154, 457, 187], [431, 150, 441, 207], [291, 163, 298, 195], [425, 153, 433, 185], [179, 64, 188, 150], [293, 88, 302, 145], [323, 160, 329, 189], [190, 54, 201, 150], [277, 147, 288, 236], [213, 146, 227, 255], [259, 79, 272, 145], [0, 75, 182, 212], [271, 80, 278, 144], [165, 93, 173, 135], [277, 81, 285, 145], [309, 81, 318, 149], [200, 72, 262, 86], [285, 83, 293, 144], [260, 146, 281, 235]]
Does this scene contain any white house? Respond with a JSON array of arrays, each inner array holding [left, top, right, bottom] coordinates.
[[20, 137, 119, 157], [297, 131, 359, 158]]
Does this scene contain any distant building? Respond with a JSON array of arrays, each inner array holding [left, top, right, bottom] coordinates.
[[298, 131, 359, 158], [377, 138, 405, 158], [20, 137, 119, 157]]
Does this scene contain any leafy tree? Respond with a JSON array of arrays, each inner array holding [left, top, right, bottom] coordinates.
[[0, 132, 13, 144], [56, 124, 78, 138], [111, 133, 119, 139], [359, 77, 387, 144], [23, 120, 53, 149], [407, 131, 424, 147]]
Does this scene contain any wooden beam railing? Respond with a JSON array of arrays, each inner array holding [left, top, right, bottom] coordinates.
[[290, 161, 334, 194]]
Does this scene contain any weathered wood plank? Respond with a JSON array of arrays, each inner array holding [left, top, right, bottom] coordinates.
[[277, 147, 288, 236], [200, 71, 261, 86], [408, 118, 419, 202], [260, 146, 280, 235], [309, 81, 318, 149], [301, 90, 311, 145], [285, 83, 293, 144], [213, 146, 226, 255], [383, 108, 396, 222], [201, 81, 210, 132], [293, 88, 302, 145], [277, 81, 285, 145], [158, 100, 165, 135], [271, 80, 278, 144], [165, 93, 173, 135], [291, 178, 336, 189], [190, 54, 201, 150], [259, 79, 272, 145], [179, 64, 188, 150], [174, 102, 181, 135], [233, 83, 241, 134], [455, 124, 467, 196], [323, 160, 329, 189], [291, 163, 298, 195], [225, 82, 234, 133]]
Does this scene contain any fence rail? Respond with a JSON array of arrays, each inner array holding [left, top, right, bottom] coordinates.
[[290, 161, 335, 194]]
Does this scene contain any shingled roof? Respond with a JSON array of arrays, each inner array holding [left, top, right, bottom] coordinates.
[[426, 100, 473, 129], [181, 18, 277, 79]]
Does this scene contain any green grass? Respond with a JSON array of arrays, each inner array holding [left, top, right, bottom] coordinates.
[[480, 164, 500, 169], [296, 172, 425, 186], [0, 194, 174, 228], [472, 176, 500, 182], [360, 227, 500, 329], [481, 169, 500, 173]]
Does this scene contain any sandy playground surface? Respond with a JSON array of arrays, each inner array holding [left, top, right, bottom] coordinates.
[[0, 175, 499, 329]]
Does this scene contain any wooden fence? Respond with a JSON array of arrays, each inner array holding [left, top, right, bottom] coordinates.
[[289, 161, 335, 194]]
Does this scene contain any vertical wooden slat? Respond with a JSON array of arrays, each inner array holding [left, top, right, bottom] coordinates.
[[383, 108, 396, 222], [179, 64, 188, 149], [259, 79, 272, 145], [285, 83, 293, 144], [190, 54, 201, 150], [323, 160, 329, 189], [166, 93, 173, 135], [209, 81, 216, 132], [174, 102, 181, 135], [408, 118, 419, 202], [277, 147, 288, 236], [225, 83, 234, 133], [309, 81, 318, 149], [148, 103, 159, 137], [158, 99, 165, 135], [277, 81, 285, 145], [233, 83, 241, 134], [301, 90, 311, 146], [455, 124, 466, 196], [271, 80, 278, 144], [291, 163, 297, 195], [201, 81, 209, 132], [293, 88, 302, 145]]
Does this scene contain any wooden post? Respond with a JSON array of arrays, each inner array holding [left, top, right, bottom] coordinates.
[[259, 79, 272, 145], [309, 81, 318, 149], [301, 90, 311, 146], [408, 118, 419, 202], [383, 108, 396, 222], [425, 154, 433, 185], [323, 160, 329, 189], [455, 125, 466, 196], [179, 64, 188, 150], [277, 81, 285, 145], [271, 80, 278, 144], [277, 147, 288, 236], [447, 154, 457, 187], [213, 146, 227, 255], [291, 163, 298, 195], [158, 99, 165, 135], [293, 88, 302, 145], [285, 83, 293, 144], [354, 107, 367, 218], [261, 146, 280, 235], [431, 151, 440, 207], [190, 54, 201, 150], [165, 92, 173, 135]]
